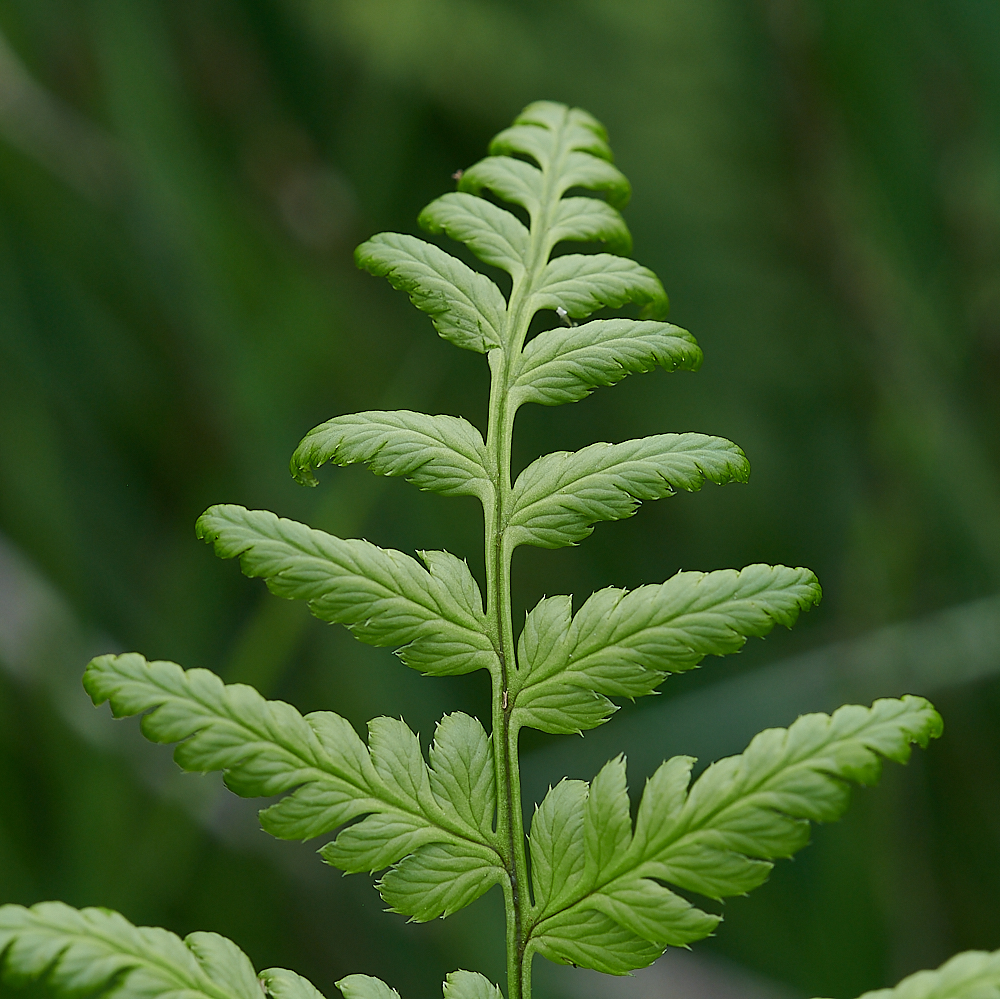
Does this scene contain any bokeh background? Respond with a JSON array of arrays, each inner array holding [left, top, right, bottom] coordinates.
[[1, 2, 1000, 998]]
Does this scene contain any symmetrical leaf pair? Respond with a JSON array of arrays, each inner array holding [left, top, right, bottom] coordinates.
[[0, 100, 955, 999], [81, 651, 941, 968]]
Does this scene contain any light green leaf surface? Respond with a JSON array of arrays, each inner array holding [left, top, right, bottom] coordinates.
[[529, 908, 662, 977], [290, 410, 492, 501], [529, 780, 588, 912], [356, 233, 507, 353], [83, 654, 501, 920], [378, 843, 505, 921], [513, 680, 616, 736], [836, 949, 1000, 999], [460, 101, 629, 221], [429, 711, 497, 836], [551, 153, 631, 209], [337, 972, 504, 999], [196, 505, 497, 676], [260, 970, 329, 999], [512, 565, 821, 733], [0, 901, 319, 999], [512, 319, 702, 407], [490, 105, 613, 170], [419, 192, 530, 278], [526, 697, 942, 973], [530, 254, 668, 321], [547, 197, 632, 255], [337, 976, 399, 999], [458, 156, 544, 217], [442, 971, 504, 999], [507, 434, 750, 550], [488, 101, 630, 209], [337, 971, 503, 999]]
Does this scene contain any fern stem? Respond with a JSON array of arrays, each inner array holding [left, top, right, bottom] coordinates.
[[487, 110, 576, 999], [486, 345, 529, 999]]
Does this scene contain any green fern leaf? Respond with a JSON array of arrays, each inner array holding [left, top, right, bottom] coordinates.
[[530, 253, 668, 321], [289, 410, 492, 500], [196, 505, 497, 677], [833, 949, 1000, 999], [337, 972, 502, 999], [337, 976, 400, 999], [0, 902, 325, 999], [428, 711, 497, 836], [512, 681, 617, 736], [83, 653, 501, 921], [511, 319, 701, 408], [458, 156, 544, 217], [378, 843, 505, 922], [507, 434, 749, 550], [260, 970, 329, 999], [528, 780, 587, 912], [547, 197, 632, 255], [77, 99, 934, 999], [355, 233, 506, 353], [442, 971, 504, 999], [511, 564, 821, 733], [419, 193, 530, 278], [529, 908, 663, 977], [526, 697, 942, 972]]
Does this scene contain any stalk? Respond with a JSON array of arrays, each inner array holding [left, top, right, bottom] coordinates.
[[486, 141, 566, 999], [485, 342, 529, 999], [489, 139, 573, 999]]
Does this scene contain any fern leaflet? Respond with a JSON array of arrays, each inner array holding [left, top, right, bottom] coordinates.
[[0, 902, 325, 999]]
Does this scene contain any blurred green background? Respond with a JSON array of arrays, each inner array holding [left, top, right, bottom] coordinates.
[[1, 2, 999, 998]]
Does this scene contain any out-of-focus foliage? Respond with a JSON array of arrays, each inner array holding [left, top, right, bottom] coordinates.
[[0, 2, 998, 999]]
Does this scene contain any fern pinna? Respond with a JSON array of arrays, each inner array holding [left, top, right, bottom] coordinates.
[[2, 102, 978, 999]]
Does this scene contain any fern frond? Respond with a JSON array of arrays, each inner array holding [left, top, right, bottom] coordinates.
[[196, 505, 497, 677], [526, 697, 942, 973], [0, 902, 325, 999], [83, 654, 503, 920], [131, 99, 925, 999]]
